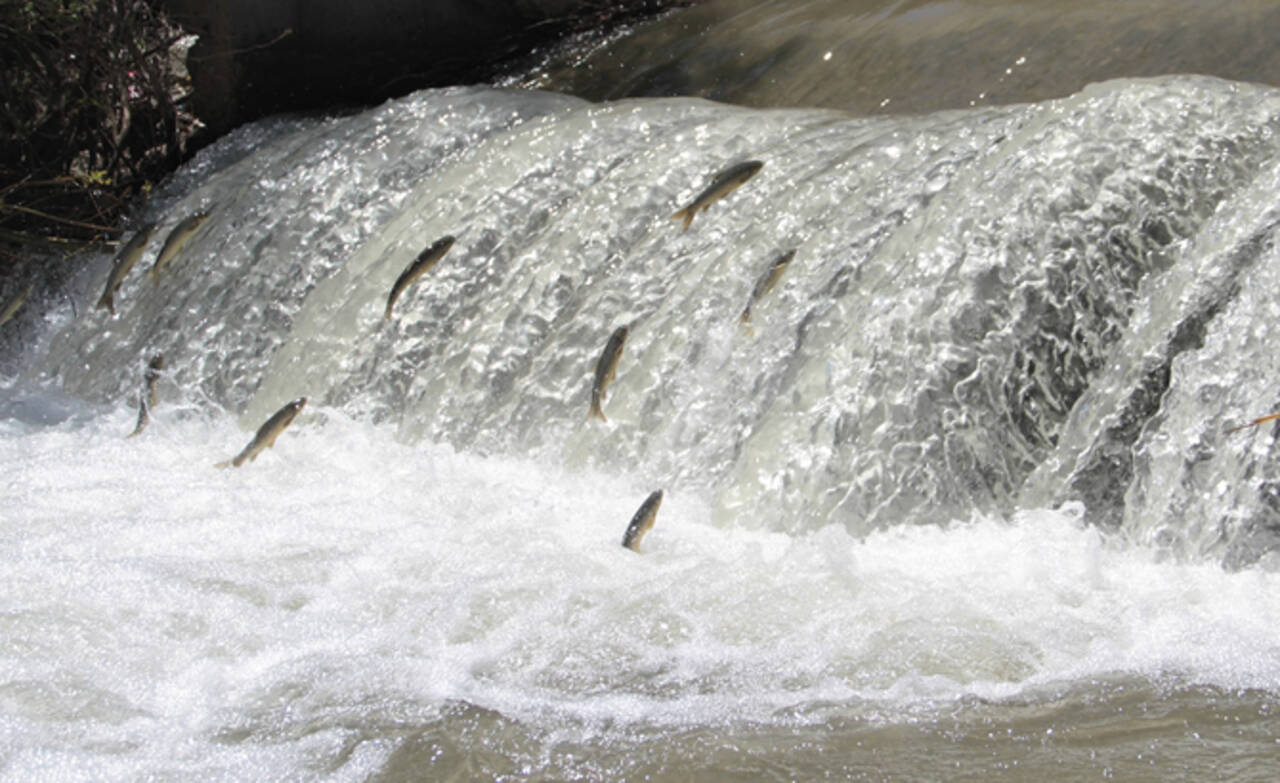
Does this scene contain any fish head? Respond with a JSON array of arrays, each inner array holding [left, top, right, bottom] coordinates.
[[731, 160, 765, 184], [184, 212, 212, 229], [277, 397, 307, 427]]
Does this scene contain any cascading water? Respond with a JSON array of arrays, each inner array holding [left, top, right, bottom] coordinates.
[[4, 75, 1280, 780], [31, 75, 1280, 550]]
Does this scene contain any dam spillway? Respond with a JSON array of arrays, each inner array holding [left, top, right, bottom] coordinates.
[[4, 75, 1280, 778]]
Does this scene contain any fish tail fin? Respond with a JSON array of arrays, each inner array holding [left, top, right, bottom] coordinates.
[[1227, 412, 1280, 434], [588, 401, 608, 422], [96, 293, 114, 314], [670, 207, 694, 231], [214, 459, 233, 469]]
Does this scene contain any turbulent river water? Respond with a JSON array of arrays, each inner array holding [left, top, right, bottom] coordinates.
[[4, 74, 1280, 779]]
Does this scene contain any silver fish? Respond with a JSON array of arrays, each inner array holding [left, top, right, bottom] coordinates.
[[150, 211, 211, 280], [384, 235, 455, 320], [0, 283, 33, 328], [127, 354, 165, 438], [671, 160, 764, 231], [622, 489, 663, 552], [589, 325, 628, 422], [216, 397, 307, 468], [97, 223, 156, 314], [739, 248, 796, 327]]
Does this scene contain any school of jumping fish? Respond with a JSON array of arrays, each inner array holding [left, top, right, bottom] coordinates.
[[61, 159, 767, 550], [5, 154, 1274, 550]]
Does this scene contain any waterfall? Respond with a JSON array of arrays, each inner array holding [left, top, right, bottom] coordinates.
[[5, 74, 1280, 780], [29, 75, 1280, 559]]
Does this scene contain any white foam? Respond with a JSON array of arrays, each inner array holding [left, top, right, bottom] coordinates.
[[3, 404, 1280, 778]]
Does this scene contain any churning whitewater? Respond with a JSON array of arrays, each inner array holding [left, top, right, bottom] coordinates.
[[3, 403, 1280, 779], [4, 74, 1280, 778]]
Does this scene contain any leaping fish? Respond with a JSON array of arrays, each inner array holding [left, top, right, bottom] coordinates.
[[739, 248, 796, 328], [0, 283, 34, 328], [97, 223, 156, 314], [588, 325, 628, 422], [150, 211, 211, 281], [670, 160, 764, 231], [127, 354, 165, 438], [215, 397, 307, 468], [622, 489, 663, 552], [1226, 412, 1280, 435], [384, 235, 455, 320]]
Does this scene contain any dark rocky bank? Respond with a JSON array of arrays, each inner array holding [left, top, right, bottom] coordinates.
[[165, 0, 689, 141], [0, 0, 689, 332]]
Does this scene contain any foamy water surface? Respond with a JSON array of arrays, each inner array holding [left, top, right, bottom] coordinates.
[[3, 398, 1279, 779]]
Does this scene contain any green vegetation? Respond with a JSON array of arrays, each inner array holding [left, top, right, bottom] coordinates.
[[0, 0, 195, 264]]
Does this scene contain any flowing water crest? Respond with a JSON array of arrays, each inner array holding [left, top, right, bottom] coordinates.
[[5, 75, 1280, 779]]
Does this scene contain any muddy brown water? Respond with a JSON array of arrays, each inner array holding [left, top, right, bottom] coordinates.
[[517, 0, 1280, 117]]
